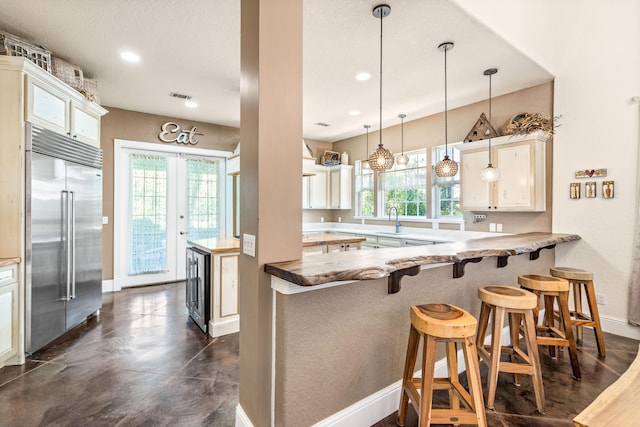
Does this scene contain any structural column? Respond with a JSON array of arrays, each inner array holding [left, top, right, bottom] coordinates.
[[239, 0, 303, 425]]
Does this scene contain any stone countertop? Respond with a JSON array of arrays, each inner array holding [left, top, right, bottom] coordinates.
[[265, 232, 580, 286], [302, 232, 365, 247], [0, 257, 20, 267], [189, 238, 240, 254]]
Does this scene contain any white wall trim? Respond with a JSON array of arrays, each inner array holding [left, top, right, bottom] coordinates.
[[601, 314, 640, 341], [208, 316, 239, 338], [101, 279, 114, 293], [235, 404, 253, 427]]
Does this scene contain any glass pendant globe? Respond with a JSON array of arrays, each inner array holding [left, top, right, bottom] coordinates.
[[369, 145, 394, 171], [480, 164, 500, 182], [396, 153, 409, 167], [434, 155, 458, 177]]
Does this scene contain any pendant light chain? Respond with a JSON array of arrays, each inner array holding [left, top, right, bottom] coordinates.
[[444, 45, 449, 157], [434, 42, 458, 178], [379, 9, 383, 150], [481, 67, 499, 182], [488, 71, 492, 165]]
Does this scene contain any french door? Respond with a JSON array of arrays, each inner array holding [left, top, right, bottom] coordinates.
[[114, 140, 230, 289]]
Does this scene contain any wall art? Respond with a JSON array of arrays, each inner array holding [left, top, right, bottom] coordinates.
[[570, 182, 581, 199], [585, 181, 597, 198], [575, 168, 607, 178], [603, 181, 615, 199]]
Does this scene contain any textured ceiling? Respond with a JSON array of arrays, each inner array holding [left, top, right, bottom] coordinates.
[[0, 0, 552, 142]]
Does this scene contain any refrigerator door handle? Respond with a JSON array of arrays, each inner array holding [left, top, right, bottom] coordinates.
[[63, 190, 71, 302], [70, 191, 76, 300]]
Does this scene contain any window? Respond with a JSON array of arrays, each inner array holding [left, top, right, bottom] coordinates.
[[186, 157, 220, 241], [380, 150, 427, 218], [432, 144, 462, 217], [355, 149, 427, 218]]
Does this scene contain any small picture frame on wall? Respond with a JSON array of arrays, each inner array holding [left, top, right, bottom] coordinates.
[[603, 181, 615, 199], [570, 182, 581, 199], [585, 181, 596, 198]]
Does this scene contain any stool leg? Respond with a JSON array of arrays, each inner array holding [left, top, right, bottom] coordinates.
[[398, 325, 420, 426], [585, 280, 606, 357], [558, 292, 581, 380], [462, 336, 487, 427], [420, 334, 438, 427], [508, 312, 522, 386], [446, 341, 460, 412], [486, 305, 505, 409], [573, 281, 584, 343], [523, 309, 545, 414], [544, 295, 557, 358], [476, 302, 491, 351]]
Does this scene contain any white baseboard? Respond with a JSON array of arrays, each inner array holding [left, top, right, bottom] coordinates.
[[600, 314, 640, 340], [208, 316, 239, 338], [102, 280, 114, 293], [235, 404, 253, 427]]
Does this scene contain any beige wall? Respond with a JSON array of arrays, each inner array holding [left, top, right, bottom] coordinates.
[[100, 107, 239, 280], [330, 82, 554, 234]]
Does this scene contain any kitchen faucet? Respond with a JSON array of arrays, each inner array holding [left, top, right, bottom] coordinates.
[[388, 207, 401, 233]]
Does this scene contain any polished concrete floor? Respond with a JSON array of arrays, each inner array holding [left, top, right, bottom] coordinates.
[[1, 283, 639, 427], [0, 282, 238, 426]]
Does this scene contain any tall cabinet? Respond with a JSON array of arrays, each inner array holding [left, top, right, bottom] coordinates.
[[459, 132, 549, 211], [0, 57, 107, 366]]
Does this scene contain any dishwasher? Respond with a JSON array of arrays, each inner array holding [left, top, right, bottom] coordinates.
[[185, 246, 211, 333]]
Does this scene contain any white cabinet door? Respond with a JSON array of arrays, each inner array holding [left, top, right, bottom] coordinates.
[[70, 101, 101, 146], [0, 264, 19, 367], [302, 176, 311, 209], [308, 167, 328, 209], [26, 76, 70, 135], [329, 166, 353, 209], [327, 243, 344, 253], [219, 254, 238, 318], [495, 143, 533, 209], [460, 149, 492, 210]]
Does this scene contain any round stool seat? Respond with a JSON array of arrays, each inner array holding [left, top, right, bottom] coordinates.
[[518, 274, 569, 292], [410, 303, 476, 339], [550, 266, 594, 282], [478, 286, 537, 310]]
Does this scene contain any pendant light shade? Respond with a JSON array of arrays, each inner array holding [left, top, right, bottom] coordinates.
[[362, 124, 371, 170], [396, 114, 409, 166], [435, 42, 458, 178], [480, 68, 500, 182], [368, 4, 394, 172]]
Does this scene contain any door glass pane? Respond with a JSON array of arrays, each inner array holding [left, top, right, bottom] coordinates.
[[129, 154, 168, 275], [186, 158, 219, 241]]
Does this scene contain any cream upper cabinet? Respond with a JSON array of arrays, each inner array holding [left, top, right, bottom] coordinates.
[[459, 132, 548, 212], [25, 70, 106, 147], [303, 165, 352, 210]]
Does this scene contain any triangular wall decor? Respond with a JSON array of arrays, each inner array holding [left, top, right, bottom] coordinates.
[[464, 112, 499, 142]]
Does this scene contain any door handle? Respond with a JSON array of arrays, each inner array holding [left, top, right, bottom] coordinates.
[[63, 190, 71, 301], [180, 231, 188, 235], [70, 191, 76, 300]]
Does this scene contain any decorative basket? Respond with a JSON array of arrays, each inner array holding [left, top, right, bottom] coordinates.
[[80, 78, 98, 102], [0, 30, 51, 72], [51, 56, 84, 91]]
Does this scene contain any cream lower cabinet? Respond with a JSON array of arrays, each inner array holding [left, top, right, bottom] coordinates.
[[0, 264, 20, 368], [209, 252, 239, 338], [460, 132, 548, 211], [302, 242, 361, 257]]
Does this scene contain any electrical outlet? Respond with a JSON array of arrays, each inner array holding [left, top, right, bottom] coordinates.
[[596, 293, 606, 305], [489, 223, 496, 232], [473, 214, 486, 223], [496, 223, 503, 232]]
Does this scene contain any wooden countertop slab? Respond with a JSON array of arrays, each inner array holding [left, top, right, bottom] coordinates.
[[0, 257, 21, 267], [189, 238, 240, 254], [265, 232, 580, 286], [302, 233, 366, 247]]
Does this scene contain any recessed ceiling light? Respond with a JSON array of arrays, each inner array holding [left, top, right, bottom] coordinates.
[[349, 110, 361, 116], [185, 100, 198, 108], [355, 72, 371, 81], [120, 51, 140, 62]]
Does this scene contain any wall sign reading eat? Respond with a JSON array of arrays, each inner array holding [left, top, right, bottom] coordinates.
[[158, 122, 203, 145]]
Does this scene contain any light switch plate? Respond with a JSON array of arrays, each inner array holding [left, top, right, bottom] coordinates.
[[243, 233, 256, 257], [102, 216, 109, 225]]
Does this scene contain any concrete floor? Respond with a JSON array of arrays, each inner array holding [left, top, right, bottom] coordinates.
[[1, 282, 638, 426]]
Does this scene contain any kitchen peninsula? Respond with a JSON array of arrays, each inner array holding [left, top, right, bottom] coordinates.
[[265, 232, 580, 426]]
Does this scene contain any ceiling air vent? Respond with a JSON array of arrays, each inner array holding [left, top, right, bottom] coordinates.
[[314, 122, 330, 127], [170, 92, 192, 100]]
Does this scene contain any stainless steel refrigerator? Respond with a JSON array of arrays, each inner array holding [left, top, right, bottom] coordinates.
[[25, 124, 103, 354]]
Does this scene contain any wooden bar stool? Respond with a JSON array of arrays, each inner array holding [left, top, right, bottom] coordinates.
[[518, 274, 581, 380], [397, 303, 486, 427], [550, 267, 605, 356], [476, 286, 545, 413]]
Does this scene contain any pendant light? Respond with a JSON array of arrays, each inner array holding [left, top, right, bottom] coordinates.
[[368, 4, 394, 172], [362, 124, 371, 170], [480, 68, 500, 182], [396, 114, 409, 166], [434, 42, 458, 178]]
